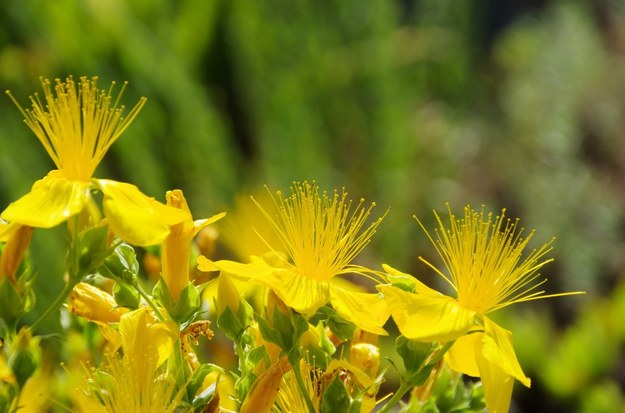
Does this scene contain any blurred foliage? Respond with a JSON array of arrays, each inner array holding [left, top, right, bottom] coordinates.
[[1, 0, 625, 411]]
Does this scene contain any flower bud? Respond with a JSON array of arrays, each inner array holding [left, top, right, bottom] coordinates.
[[349, 343, 380, 377], [0, 224, 32, 284], [68, 282, 129, 323], [240, 357, 290, 413]]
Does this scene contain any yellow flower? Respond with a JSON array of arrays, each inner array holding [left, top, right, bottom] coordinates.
[[271, 360, 319, 413], [272, 359, 378, 413], [67, 282, 129, 324], [160, 189, 225, 301], [2, 76, 186, 246], [241, 357, 291, 413], [12, 369, 54, 413], [0, 221, 32, 284], [202, 182, 390, 335], [380, 205, 583, 413], [73, 307, 183, 413], [200, 372, 238, 412], [219, 189, 285, 261]]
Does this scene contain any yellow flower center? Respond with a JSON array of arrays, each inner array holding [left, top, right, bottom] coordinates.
[[254, 181, 385, 282], [6, 76, 146, 181], [417, 205, 557, 314]]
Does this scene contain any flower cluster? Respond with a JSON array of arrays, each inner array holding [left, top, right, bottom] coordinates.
[[0, 76, 582, 413]]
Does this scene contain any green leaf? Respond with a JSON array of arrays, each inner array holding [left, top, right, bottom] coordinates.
[[321, 375, 351, 413]]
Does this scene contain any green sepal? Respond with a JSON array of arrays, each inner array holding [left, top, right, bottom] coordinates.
[[347, 397, 363, 413], [74, 225, 110, 278], [317, 322, 336, 355], [427, 366, 485, 413], [258, 307, 309, 354], [291, 312, 309, 343], [153, 278, 201, 324], [113, 281, 140, 309], [214, 292, 254, 342], [257, 316, 286, 350], [396, 335, 436, 377], [0, 276, 34, 327], [187, 363, 225, 407], [99, 243, 138, 284], [244, 346, 271, 375], [216, 306, 244, 342], [235, 372, 256, 402], [8, 330, 40, 389], [316, 306, 356, 341], [386, 273, 418, 293], [321, 375, 351, 413], [0, 381, 18, 413]]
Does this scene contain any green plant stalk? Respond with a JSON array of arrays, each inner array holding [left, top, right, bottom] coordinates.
[[29, 278, 78, 333], [377, 380, 413, 413], [135, 281, 165, 321], [29, 217, 82, 333], [292, 356, 317, 413]]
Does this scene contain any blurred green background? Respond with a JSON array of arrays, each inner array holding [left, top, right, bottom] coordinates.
[[1, 0, 625, 411]]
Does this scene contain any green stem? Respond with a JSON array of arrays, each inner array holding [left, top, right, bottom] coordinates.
[[135, 282, 165, 321], [29, 279, 78, 333], [429, 340, 454, 365], [293, 359, 317, 413], [377, 380, 413, 413]]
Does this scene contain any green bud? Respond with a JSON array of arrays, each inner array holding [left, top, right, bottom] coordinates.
[[100, 243, 139, 284], [8, 328, 40, 389]]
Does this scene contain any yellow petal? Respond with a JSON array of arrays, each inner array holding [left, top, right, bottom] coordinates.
[[379, 285, 475, 342], [0, 224, 32, 282], [199, 256, 275, 282], [329, 287, 389, 335], [481, 317, 531, 387], [193, 212, 226, 236], [256, 270, 330, 317], [216, 273, 242, 315], [476, 349, 515, 413], [0, 220, 15, 241], [240, 357, 290, 413], [14, 369, 53, 413], [0, 353, 14, 382], [119, 307, 178, 374], [98, 179, 186, 246], [1, 172, 90, 228], [445, 331, 482, 377], [67, 282, 129, 324], [326, 359, 377, 413]]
